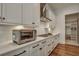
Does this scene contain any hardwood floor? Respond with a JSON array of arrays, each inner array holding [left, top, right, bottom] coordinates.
[[49, 44, 79, 56]]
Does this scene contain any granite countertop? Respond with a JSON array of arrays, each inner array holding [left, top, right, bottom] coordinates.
[[0, 32, 60, 55]]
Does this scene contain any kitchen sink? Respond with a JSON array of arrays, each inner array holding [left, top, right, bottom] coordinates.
[[38, 33, 52, 37]]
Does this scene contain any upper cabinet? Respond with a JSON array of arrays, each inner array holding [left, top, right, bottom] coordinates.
[[2, 3, 22, 24], [22, 3, 40, 26], [0, 4, 1, 23], [0, 3, 40, 25]]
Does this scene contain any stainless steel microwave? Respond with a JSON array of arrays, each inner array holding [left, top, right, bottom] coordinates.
[[12, 29, 37, 45]]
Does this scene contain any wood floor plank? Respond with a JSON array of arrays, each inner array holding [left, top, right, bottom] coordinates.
[[49, 44, 79, 56]]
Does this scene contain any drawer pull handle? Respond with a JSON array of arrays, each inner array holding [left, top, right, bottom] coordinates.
[[42, 41, 46, 44], [48, 44, 51, 46], [52, 41, 54, 44], [14, 50, 26, 56], [33, 44, 39, 48]]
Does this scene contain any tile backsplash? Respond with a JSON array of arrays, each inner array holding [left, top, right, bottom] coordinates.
[[0, 25, 35, 45], [0, 25, 13, 45], [0, 25, 41, 45], [0, 23, 55, 45]]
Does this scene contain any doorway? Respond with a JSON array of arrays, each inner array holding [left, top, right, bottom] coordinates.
[[65, 13, 79, 46]]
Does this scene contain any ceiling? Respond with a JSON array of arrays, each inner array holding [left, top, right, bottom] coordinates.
[[48, 3, 79, 9]]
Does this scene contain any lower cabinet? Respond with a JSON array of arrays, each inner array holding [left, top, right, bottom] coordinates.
[[29, 42, 41, 56], [2, 46, 30, 56], [39, 40, 47, 56], [39, 46, 47, 56], [29, 40, 47, 56], [45, 34, 59, 56], [45, 42, 54, 55], [2, 34, 60, 56]]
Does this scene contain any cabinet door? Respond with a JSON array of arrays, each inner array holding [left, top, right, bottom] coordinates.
[[45, 37, 55, 55], [2, 46, 30, 56], [31, 4, 40, 26], [23, 3, 40, 25], [30, 42, 40, 56], [0, 4, 1, 22], [39, 46, 46, 56], [39, 40, 47, 56], [51, 35, 59, 52], [23, 3, 34, 25], [2, 3, 22, 24], [54, 35, 59, 44]]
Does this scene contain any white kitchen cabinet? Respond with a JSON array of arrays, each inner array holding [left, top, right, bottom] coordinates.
[[54, 35, 59, 44], [23, 3, 40, 25], [30, 39, 47, 56], [0, 3, 40, 25], [50, 35, 59, 50], [0, 4, 2, 23], [32, 4, 40, 26], [1, 34, 60, 56], [39, 40, 47, 56], [2, 3, 22, 24], [51, 37, 56, 50], [43, 38, 52, 56], [29, 42, 41, 56], [45, 35, 59, 56], [45, 43, 52, 55], [39, 46, 46, 56], [30, 35, 59, 56], [2, 46, 30, 56]]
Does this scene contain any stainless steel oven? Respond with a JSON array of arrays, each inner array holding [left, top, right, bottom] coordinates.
[[12, 29, 37, 45]]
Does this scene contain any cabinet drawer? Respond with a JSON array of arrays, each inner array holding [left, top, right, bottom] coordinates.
[[30, 42, 40, 53], [2, 3, 22, 24], [29, 42, 41, 56], [40, 40, 47, 47], [30, 42, 40, 50], [53, 35, 59, 43], [2, 46, 30, 56], [46, 38, 52, 45]]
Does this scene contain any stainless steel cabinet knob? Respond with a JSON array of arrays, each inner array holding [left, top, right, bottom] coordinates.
[[3, 17, 5, 20]]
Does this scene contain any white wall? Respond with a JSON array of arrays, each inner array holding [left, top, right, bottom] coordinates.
[[0, 26, 14, 45], [54, 4, 79, 44]]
